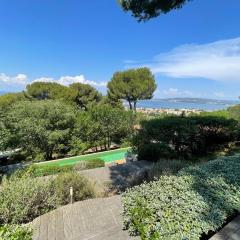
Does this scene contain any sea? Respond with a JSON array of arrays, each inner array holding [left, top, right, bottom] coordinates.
[[133, 99, 240, 111]]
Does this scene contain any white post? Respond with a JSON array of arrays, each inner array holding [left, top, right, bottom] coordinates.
[[70, 187, 73, 204]]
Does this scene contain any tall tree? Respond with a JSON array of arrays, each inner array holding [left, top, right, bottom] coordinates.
[[69, 83, 102, 110], [119, 0, 191, 21], [88, 104, 132, 149], [107, 67, 157, 111], [5, 100, 76, 161], [0, 92, 27, 110], [26, 82, 76, 103]]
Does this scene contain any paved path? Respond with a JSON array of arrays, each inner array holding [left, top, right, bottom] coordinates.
[[80, 160, 151, 193], [210, 215, 240, 240], [32, 195, 138, 240], [32, 161, 151, 240]]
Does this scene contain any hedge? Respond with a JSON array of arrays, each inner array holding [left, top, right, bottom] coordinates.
[[134, 116, 237, 160], [74, 158, 105, 171], [122, 155, 240, 240], [28, 164, 73, 177]]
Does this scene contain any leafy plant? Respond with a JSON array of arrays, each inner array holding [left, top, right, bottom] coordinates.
[[0, 174, 56, 224], [122, 154, 240, 239], [134, 116, 237, 160], [145, 159, 190, 180], [0, 224, 32, 240], [54, 172, 96, 205], [74, 159, 105, 171], [28, 164, 73, 177]]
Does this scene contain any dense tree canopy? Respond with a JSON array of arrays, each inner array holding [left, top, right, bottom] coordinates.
[[228, 105, 240, 121], [135, 116, 238, 160], [4, 101, 76, 161], [69, 83, 102, 110], [119, 0, 191, 21], [73, 104, 132, 151], [107, 68, 157, 111], [26, 82, 76, 103], [0, 92, 27, 110]]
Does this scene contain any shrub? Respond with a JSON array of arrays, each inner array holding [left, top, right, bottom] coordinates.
[[134, 116, 237, 160], [74, 159, 105, 171], [122, 154, 240, 240], [54, 172, 95, 205], [145, 159, 189, 180], [0, 224, 32, 240], [0, 174, 56, 224], [28, 164, 73, 177], [138, 143, 174, 161]]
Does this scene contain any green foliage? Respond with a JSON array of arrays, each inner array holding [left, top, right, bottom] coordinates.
[[200, 109, 230, 118], [75, 104, 133, 150], [26, 82, 75, 103], [0, 225, 32, 240], [138, 143, 173, 161], [70, 82, 102, 110], [28, 164, 74, 177], [0, 174, 56, 224], [5, 100, 76, 161], [228, 104, 240, 121], [107, 68, 156, 110], [145, 159, 190, 181], [74, 158, 105, 171], [0, 125, 11, 152], [135, 116, 237, 160], [0, 169, 97, 224], [54, 172, 95, 205], [100, 95, 124, 109], [0, 93, 27, 151], [0, 93, 27, 110], [122, 154, 240, 239], [119, 0, 191, 21]]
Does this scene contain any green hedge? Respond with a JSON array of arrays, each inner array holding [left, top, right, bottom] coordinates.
[[122, 155, 240, 240], [134, 116, 237, 160], [28, 164, 73, 177], [21, 159, 104, 178], [0, 225, 32, 240], [74, 158, 105, 171]]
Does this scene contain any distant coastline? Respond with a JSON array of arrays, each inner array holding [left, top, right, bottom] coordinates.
[[152, 98, 239, 105], [125, 98, 239, 111]]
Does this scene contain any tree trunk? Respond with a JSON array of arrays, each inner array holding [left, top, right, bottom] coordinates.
[[133, 101, 137, 111], [128, 100, 133, 110]]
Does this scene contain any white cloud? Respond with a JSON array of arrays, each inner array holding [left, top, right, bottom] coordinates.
[[128, 37, 240, 82], [0, 73, 106, 91], [0, 73, 28, 85], [33, 74, 107, 87]]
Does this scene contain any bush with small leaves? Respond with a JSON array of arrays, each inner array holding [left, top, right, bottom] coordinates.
[[0, 224, 32, 240], [122, 154, 240, 239], [54, 172, 96, 205], [0, 174, 56, 224]]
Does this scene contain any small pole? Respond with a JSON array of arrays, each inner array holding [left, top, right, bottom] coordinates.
[[70, 187, 73, 204]]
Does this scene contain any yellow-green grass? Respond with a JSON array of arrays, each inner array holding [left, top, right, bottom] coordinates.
[[35, 147, 131, 167]]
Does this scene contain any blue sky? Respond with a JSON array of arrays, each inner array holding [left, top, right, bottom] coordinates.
[[1, 0, 240, 100]]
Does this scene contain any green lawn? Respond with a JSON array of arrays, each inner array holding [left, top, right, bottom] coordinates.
[[35, 147, 130, 167]]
